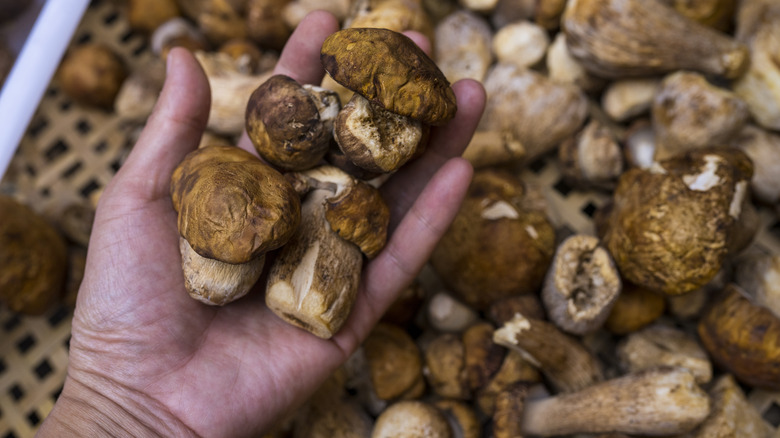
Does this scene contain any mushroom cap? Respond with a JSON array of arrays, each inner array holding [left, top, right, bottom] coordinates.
[[321, 27, 457, 126], [246, 74, 332, 171], [0, 195, 68, 315], [170, 145, 301, 264]]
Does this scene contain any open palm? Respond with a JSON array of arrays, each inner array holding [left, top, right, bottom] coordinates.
[[39, 11, 485, 438]]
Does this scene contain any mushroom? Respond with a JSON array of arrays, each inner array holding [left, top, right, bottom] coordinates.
[[658, 0, 736, 30], [282, 0, 353, 28], [126, 0, 181, 34], [292, 372, 374, 438], [434, 9, 493, 83], [491, 382, 529, 438], [345, 0, 435, 43], [114, 58, 166, 122], [490, 0, 535, 28], [734, 252, 780, 319], [372, 400, 452, 438], [602, 148, 753, 295], [422, 332, 470, 399], [460, 130, 527, 169], [562, 0, 749, 79], [493, 313, 604, 394], [245, 0, 292, 51], [558, 119, 624, 190], [321, 27, 457, 173], [518, 367, 711, 436], [463, 322, 507, 393], [170, 145, 301, 305], [363, 323, 425, 401], [487, 294, 546, 326], [381, 281, 425, 327], [732, 0, 780, 131], [0, 195, 68, 315], [196, 0, 247, 45], [616, 323, 712, 384], [150, 17, 210, 59], [245, 74, 340, 171], [195, 51, 273, 136], [603, 283, 665, 335], [545, 32, 605, 93], [622, 119, 656, 169], [459, 0, 499, 14], [698, 285, 780, 390], [430, 169, 556, 310], [732, 124, 780, 205], [476, 348, 541, 415], [479, 63, 589, 162], [57, 44, 128, 109], [687, 374, 773, 437], [433, 400, 480, 438], [651, 71, 749, 161], [426, 292, 480, 333], [601, 78, 660, 123], [542, 234, 622, 335], [492, 20, 548, 69], [218, 38, 264, 75], [265, 165, 389, 338]]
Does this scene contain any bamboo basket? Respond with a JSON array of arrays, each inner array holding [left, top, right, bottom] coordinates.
[[1, 0, 779, 436]]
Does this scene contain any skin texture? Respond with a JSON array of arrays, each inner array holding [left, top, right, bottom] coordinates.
[[36, 11, 485, 438]]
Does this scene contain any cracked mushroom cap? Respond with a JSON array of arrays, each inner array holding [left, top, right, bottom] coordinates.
[[320, 27, 457, 126], [170, 145, 301, 264]]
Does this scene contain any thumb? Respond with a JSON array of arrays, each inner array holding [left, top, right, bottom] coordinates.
[[111, 48, 211, 201]]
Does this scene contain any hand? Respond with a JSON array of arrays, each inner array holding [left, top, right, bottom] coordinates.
[[38, 11, 485, 438]]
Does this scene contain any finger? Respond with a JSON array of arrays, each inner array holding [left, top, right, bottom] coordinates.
[[112, 48, 211, 201], [332, 158, 473, 353], [272, 10, 340, 85], [381, 79, 485, 229]]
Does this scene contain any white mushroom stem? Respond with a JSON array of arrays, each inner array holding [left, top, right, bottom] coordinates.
[[179, 237, 265, 306], [195, 51, 273, 136], [521, 367, 711, 436], [601, 78, 660, 122]]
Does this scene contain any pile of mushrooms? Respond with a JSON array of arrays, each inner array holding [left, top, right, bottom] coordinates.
[[11, 0, 780, 436]]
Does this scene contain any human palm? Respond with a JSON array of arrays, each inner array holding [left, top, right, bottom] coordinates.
[[39, 11, 485, 438]]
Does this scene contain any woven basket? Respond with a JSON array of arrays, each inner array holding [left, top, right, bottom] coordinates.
[[1, 0, 779, 436]]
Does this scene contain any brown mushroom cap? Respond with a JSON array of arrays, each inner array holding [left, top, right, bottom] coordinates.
[[0, 195, 68, 315], [246, 74, 334, 171], [321, 27, 457, 126], [170, 145, 301, 264]]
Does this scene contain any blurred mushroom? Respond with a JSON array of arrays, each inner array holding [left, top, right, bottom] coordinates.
[[492, 20, 548, 69], [461, 130, 526, 169], [282, 0, 352, 28], [58, 44, 127, 109], [698, 285, 780, 390], [150, 17, 209, 59], [422, 332, 470, 399], [558, 119, 624, 190], [218, 38, 263, 74], [346, 0, 435, 42], [266, 166, 389, 338], [426, 292, 480, 332], [603, 283, 665, 335], [601, 78, 660, 123], [487, 294, 546, 326], [658, 0, 736, 30], [617, 323, 712, 384], [434, 400, 480, 438], [364, 323, 426, 401], [197, 0, 247, 45], [732, 124, 780, 205], [732, 1, 780, 131], [652, 71, 749, 160], [687, 374, 773, 437], [480, 63, 589, 162], [545, 33, 604, 93], [114, 58, 166, 122], [734, 253, 780, 319], [372, 400, 452, 438], [245, 0, 292, 51], [195, 51, 273, 135], [434, 9, 493, 83], [0, 195, 68, 315], [170, 145, 300, 305], [563, 0, 749, 79], [127, 0, 181, 33]]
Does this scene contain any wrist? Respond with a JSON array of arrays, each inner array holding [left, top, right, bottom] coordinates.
[[37, 372, 197, 437]]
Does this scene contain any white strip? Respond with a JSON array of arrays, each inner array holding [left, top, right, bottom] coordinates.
[[0, 0, 90, 179]]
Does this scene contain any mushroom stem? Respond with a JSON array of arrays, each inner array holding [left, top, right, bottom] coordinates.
[[179, 237, 265, 306], [521, 367, 711, 436]]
